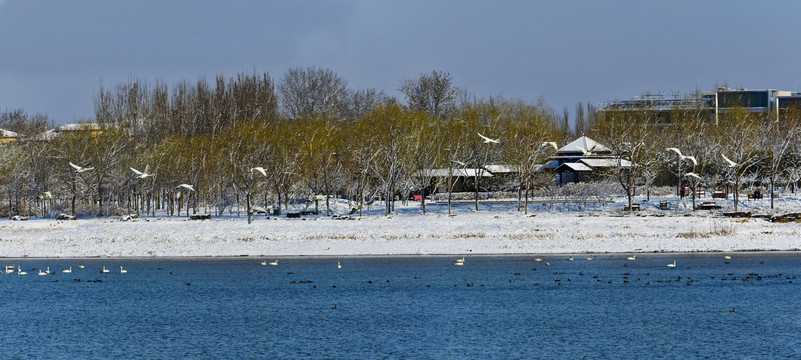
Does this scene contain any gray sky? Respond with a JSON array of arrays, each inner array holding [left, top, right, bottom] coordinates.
[[2, 0, 801, 124]]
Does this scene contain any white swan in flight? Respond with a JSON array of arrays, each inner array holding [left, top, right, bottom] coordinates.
[[478, 132, 500, 144], [69, 162, 94, 173], [131, 166, 155, 179], [721, 154, 738, 168], [250, 167, 267, 178], [666, 148, 698, 166], [177, 184, 195, 192]]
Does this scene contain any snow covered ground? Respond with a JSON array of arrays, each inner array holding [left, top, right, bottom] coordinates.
[[1, 194, 800, 258]]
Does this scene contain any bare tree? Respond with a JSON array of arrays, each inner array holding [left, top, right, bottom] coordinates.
[[279, 67, 348, 120], [400, 71, 459, 119]]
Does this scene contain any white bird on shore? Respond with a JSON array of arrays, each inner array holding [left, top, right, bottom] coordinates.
[[478, 132, 500, 144], [627, 255, 636, 261], [177, 184, 195, 192], [17, 266, 26, 275], [62, 266, 72, 273], [101, 266, 109, 273], [131, 166, 155, 179], [250, 167, 267, 178], [540, 142, 558, 151], [269, 260, 278, 266], [667, 260, 677, 268], [69, 162, 94, 173], [721, 154, 738, 168], [666, 148, 698, 167], [120, 266, 127, 274]]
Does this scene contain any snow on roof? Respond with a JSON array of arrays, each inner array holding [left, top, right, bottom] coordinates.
[[556, 136, 611, 155], [483, 164, 517, 174], [0, 128, 19, 138], [580, 158, 632, 168], [57, 123, 101, 131], [29, 129, 58, 141], [557, 162, 593, 172], [424, 168, 494, 178]]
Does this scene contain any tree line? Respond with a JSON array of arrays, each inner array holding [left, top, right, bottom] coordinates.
[[1, 68, 800, 218]]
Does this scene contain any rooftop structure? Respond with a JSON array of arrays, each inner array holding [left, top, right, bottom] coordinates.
[[604, 87, 801, 124]]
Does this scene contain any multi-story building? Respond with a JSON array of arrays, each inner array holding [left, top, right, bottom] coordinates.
[[605, 87, 801, 124]]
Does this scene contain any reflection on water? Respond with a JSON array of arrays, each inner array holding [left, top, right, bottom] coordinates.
[[0, 253, 799, 358]]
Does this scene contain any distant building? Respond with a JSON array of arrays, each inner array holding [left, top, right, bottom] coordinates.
[[604, 87, 801, 124], [0, 128, 19, 143], [29, 122, 104, 141]]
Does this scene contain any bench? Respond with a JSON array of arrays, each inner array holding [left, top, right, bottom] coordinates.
[[712, 190, 726, 199], [696, 189, 706, 197], [623, 203, 641, 211], [698, 201, 722, 210]]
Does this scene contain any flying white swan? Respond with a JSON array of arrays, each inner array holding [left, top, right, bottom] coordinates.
[[721, 154, 738, 168], [250, 167, 267, 178], [478, 132, 500, 144], [576, 146, 595, 156], [69, 162, 95, 173], [176, 184, 195, 192], [130, 166, 155, 179], [540, 142, 558, 151], [666, 148, 698, 167]]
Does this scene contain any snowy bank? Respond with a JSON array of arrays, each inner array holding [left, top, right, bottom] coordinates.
[[1, 194, 801, 257]]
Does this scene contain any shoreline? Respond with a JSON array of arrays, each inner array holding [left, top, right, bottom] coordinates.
[[1, 249, 800, 260], [1, 198, 800, 257]]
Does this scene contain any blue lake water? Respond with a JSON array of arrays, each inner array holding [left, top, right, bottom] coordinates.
[[1, 253, 799, 359]]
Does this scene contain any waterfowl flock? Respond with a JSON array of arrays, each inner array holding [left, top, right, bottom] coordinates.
[[2, 264, 128, 276]]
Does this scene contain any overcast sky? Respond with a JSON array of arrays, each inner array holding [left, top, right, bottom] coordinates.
[[2, 0, 801, 124]]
